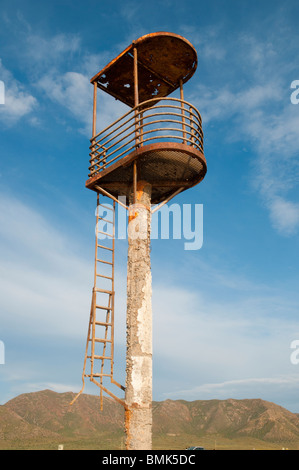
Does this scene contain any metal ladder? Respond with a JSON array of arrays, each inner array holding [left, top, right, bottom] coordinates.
[[70, 194, 125, 410]]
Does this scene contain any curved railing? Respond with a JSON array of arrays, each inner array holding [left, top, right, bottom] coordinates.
[[88, 97, 204, 178]]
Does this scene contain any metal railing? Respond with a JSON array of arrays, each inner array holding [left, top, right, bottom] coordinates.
[[88, 97, 204, 178]]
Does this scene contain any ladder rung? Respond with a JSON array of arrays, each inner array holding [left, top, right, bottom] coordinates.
[[98, 204, 114, 212], [84, 373, 112, 378], [93, 373, 112, 377], [96, 274, 113, 280], [95, 321, 112, 326], [95, 305, 112, 311], [97, 230, 113, 238], [87, 355, 112, 360], [97, 216, 113, 224], [97, 244, 113, 251], [90, 337, 112, 343], [96, 258, 113, 265], [94, 288, 113, 294]]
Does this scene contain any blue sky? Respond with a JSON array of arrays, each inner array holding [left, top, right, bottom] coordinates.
[[1, 0, 299, 414]]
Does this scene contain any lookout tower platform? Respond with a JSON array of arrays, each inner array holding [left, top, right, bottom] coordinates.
[[86, 32, 207, 205]]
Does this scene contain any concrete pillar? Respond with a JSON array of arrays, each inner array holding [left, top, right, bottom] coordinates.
[[125, 181, 152, 450]]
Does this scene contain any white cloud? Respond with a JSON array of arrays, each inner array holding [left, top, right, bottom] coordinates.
[[269, 197, 299, 236], [0, 20, 127, 134], [0, 190, 297, 409], [0, 192, 92, 338], [23, 32, 81, 70], [0, 361, 81, 403], [194, 80, 283, 126], [37, 69, 128, 136], [81, 52, 112, 79], [181, 19, 299, 239], [0, 59, 37, 124], [193, 39, 299, 236], [0, 191, 127, 402], [179, 24, 227, 61], [0, 191, 128, 346], [151, 274, 299, 409], [247, 105, 299, 236], [20, 381, 79, 395], [37, 71, 92, 134], [166, 374, 299, 409]]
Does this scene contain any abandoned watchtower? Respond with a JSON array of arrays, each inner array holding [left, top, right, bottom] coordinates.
[[72, 32, 207, 451]]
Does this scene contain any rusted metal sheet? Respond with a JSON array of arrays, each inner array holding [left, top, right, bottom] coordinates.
[[91, 32, 198, 108]]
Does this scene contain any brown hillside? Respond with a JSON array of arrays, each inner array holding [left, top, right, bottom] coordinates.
[[4, 389, 124, 437], [153, 398, 299, 442], [1, 390, 299, 449], [0, 403, 58, 446]]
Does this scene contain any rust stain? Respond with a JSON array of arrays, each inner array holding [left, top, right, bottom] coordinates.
[[124, 408, 132, 450], [128, 210, 139, 224], [129, 182, 151, 222]]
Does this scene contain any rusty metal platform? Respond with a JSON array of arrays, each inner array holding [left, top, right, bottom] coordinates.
[[86, 93, 206, 204], [91, 32, 198, 108], [87, 31, 206, 205], [86, 142, 206, 205]]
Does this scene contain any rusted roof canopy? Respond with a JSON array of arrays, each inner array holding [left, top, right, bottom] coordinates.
[[91, 32, 197, 108]]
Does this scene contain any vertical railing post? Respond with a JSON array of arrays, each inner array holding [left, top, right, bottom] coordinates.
[[92, 81, 98, 174], [133, 44, 139, 204], [139, 111, 144, 147], [180, 80, 186, 144], [92, 81, 97, 138], [189, 106, 195, 147], [133, 45, 140, 148]]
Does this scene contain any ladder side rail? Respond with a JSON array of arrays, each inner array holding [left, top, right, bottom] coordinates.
[[111, 200, 116, 380], [90, 193, 101, 379]]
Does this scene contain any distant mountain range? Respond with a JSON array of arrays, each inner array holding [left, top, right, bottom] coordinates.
[[1, 389, 299, 450]]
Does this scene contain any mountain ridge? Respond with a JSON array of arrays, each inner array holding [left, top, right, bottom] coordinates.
[[1, 389, 299, 449]]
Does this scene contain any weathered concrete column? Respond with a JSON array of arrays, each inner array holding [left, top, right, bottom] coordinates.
[[125, 181, 152, 450]]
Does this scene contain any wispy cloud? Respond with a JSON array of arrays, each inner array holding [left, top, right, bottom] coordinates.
[[179, 24, 227, 61], [0, 192, 92, 338], [192, 28, 299, 236], [36, 71, 93, 134], [0, 59, 37, 124], [0, 12, 127, 135], [166, 374, 299, 406], [268, 197, 299, 236], [1, 189, 297, 407], [151, 270, 299, 409], [0, 190, 126, 402], [25, 33, 81, 66], [36, 69, 128, 136]]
